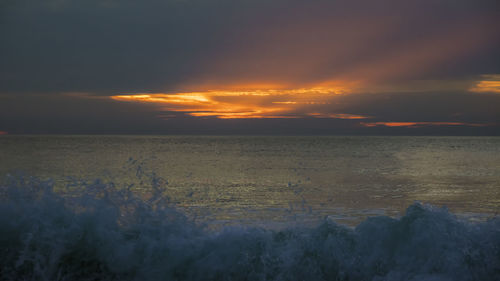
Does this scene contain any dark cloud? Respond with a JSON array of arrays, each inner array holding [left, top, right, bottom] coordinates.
[[0, 0, 499, 134], [1, 90, 498, 135], [332, 91, 500, 123], [0, 93, 166, 134], [2, 0, 499, 93]]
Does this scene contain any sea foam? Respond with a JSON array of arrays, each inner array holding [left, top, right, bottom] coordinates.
[[0, 175, 499, 281]]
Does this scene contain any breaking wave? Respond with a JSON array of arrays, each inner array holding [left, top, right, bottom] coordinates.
[[1, 175, 499, 281]]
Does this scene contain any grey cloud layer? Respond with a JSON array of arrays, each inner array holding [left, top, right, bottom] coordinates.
[[1, 0, 499, 94], [1, 0, 499, 134]]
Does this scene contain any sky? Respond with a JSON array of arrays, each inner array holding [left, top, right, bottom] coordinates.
[[1, 0, 499, 135]]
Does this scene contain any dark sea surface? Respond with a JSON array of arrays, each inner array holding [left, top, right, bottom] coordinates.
[[1, 135, 499, 280]]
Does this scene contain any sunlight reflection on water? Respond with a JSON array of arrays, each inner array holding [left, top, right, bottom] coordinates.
[[1, 135, 499, 226]]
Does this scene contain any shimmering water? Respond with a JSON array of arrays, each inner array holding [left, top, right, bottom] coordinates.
[[2, 135, 500, 280], [1, 135, 499, 226]]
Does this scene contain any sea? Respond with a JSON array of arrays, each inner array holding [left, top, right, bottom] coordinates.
[[0, 135, 499, 280]]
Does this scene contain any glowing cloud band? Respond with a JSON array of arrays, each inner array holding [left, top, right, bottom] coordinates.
[[111, 87, 369, 119], [470, 75, 500, 94]]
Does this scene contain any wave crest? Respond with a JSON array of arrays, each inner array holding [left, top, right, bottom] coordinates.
[[1, 175, 499, 281]]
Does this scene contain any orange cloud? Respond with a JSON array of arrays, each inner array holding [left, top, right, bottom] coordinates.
[[361, 122, 490, 128], [111, 85, 370, 119], [469, 75, 500, 94], [0, 131, 8, 135], [307, 113, 368, 119]]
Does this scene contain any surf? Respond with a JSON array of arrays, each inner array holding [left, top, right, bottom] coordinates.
[[1, 174, 499, 281]]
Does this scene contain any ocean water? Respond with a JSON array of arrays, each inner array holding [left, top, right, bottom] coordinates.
[[0, 135, 499, 280]]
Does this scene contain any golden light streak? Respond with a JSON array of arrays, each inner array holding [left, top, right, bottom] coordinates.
[[189, 112, 298, 119], [307, 113, 369, 119], [272, 101, 298, 104], [361, 122, 489, 128], [111, 85, 366, 119], [112, 93, 211, 104], [469, 75, 500, 94]]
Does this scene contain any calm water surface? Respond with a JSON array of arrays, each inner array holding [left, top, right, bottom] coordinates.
[[1, 135, 499, 226]]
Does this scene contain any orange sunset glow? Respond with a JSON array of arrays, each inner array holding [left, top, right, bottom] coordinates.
[[111, 86, 369, 119], [469, 75, 500, 94], [2, 0, 500, 135]]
